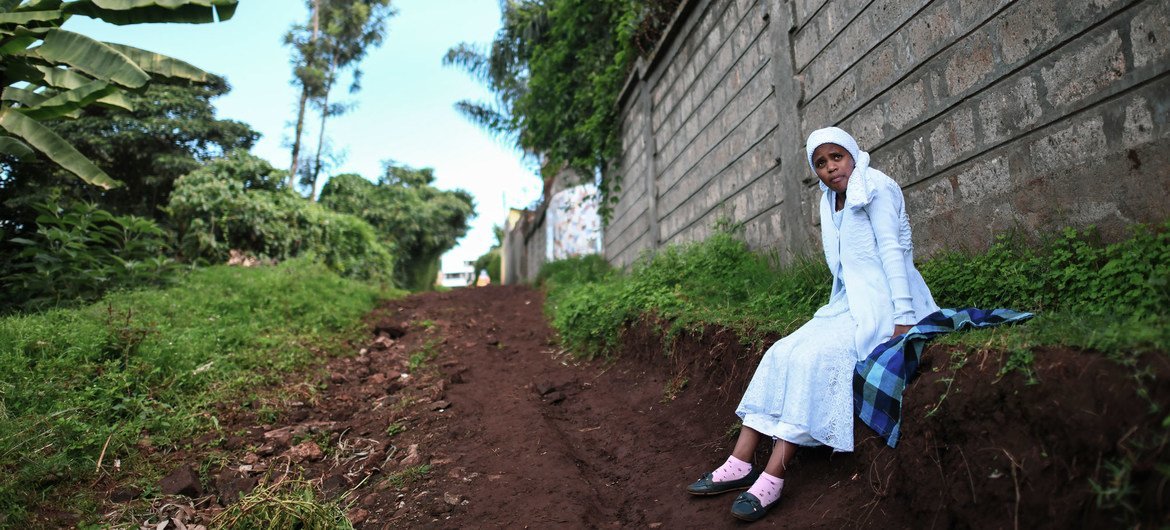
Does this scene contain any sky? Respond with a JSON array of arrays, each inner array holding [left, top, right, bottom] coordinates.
[[68, 0, 542, 271]]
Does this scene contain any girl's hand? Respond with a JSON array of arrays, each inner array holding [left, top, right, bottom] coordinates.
[[893, 324, 912, 337]]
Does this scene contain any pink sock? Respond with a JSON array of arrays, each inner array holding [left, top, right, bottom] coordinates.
[[746, 472, 783, 506], [711, 455, 752, 482]]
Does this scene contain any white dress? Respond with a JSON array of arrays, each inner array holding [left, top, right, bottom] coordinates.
[[735, 153, 938, 453], [736, 209, 857, 451]]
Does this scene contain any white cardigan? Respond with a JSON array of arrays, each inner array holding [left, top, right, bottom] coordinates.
[[815, 151, 939, 360]]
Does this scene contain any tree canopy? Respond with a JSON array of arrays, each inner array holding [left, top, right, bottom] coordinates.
[[444, 0, 681, 220], [319, 164, 475, 290], [1, 80, 258, 225]]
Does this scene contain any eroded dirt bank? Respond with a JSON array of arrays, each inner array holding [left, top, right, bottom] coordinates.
[[114, 285, 1168, 528]]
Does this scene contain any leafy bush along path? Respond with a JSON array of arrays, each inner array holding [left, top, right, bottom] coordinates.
[[132, 285, 1168, 528]]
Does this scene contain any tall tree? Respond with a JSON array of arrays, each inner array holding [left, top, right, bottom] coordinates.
[[444, 0, 683, 220], [285, 0, 395, 195], [285, 0, 326, 188]]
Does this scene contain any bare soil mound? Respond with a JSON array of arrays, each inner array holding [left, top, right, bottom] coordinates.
[[108, 285, 1168, 528]]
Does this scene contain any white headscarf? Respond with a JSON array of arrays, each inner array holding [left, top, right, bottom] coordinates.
[[805, 126, 876, 209], [805, 126, 859, 173]]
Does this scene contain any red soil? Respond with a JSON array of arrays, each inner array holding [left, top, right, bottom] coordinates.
[[98, 284, 1170, 528]]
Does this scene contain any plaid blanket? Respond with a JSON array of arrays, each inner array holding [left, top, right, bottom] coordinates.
[[853, 308, 1034, 447]]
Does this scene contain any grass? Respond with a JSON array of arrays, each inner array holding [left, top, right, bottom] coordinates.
[[542, 222, 1170, 360], [210, 477, 354, 530], [0, 258, 400, 524], [407, 339, 440, 371], [385, 464, 431, 489]]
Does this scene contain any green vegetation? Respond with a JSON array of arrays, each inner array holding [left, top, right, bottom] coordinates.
[[408, 340, 440, 371], [542, 233, 827, 358], [0, 258, 394, 521], [386, 464, 431, 489], [210, 477, 354, 530], [542, 222, 1170, 360], [445, 0, 682, 217], [385, 421, 406, 437], [0, 0, 239, 188], [0, 80, 257, 239], [166, 151, 396, 281], [3, 202, 176, 313], [473, 225, 504, 286], [319, 166, 475, 290]]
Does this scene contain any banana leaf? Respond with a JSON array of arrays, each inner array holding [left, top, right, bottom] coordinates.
[[2, 85, 48, 105], [32, 28, 149, 88], [0, 107, 120, 188], [0, 134, 34, 158], [21, 79, 113, 119], [35, 64, 96, 89], [104, 41, 212, 82], [63, 0, 238, 25], [0, 34, 37, 54], [0, 8, 60, 24]]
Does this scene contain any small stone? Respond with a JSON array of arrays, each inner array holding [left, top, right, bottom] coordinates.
[[347, 508, 370, 525], [284, 441, 324, 463], [160, 466, 202, 497], [443, 492, 462, 506], [216, 469, 257, 505], [359, 347, 368, 356], [535, 382, 556, 396], [545, 391, 566, 404], [649, 523, 663, 529], [263, 426, 293, 445], [399, 444, 424, 468], [110, 486, 141, 503], [373, 335, 395, 348], [242, 453, 259, 465], [330, 372, 348, 384], [430, 400, 451, 411], [427, 498, 453, 515], [361, 492, 380, 507], [368, 373, 387, 385]]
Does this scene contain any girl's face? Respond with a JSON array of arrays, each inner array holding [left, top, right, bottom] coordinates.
[[811, 143, 854, 194]]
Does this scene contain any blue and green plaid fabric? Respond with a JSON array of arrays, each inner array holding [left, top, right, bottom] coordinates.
[[853, 308, 1034, 448]]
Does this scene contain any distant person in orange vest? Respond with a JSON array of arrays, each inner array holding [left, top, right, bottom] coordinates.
[[686, 127, 939, 522]]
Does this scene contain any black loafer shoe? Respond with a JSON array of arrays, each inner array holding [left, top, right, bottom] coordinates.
[[730, 491, 779, 522], [685, 470, 761, 496]]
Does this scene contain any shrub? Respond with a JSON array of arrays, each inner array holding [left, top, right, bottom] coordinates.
[[921, 223, 1170, 318], [1, 202, 176, 313], [166, 152, 395, 281], [544, 233, 827, 358], [544, 222, 1170, 359], [318, 167, 474, 291]]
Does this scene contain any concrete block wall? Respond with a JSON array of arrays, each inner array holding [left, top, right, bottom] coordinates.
[[608, 0, 1170, 264]]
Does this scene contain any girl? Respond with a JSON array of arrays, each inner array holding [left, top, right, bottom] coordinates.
[[686, 127, 939, 521]]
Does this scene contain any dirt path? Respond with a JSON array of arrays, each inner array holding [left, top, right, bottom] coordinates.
[[129, 284, 1168, 528], [315, 285, 903, 528]]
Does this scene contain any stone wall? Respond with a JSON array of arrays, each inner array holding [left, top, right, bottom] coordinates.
[[607, 0, 1170, 266]]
